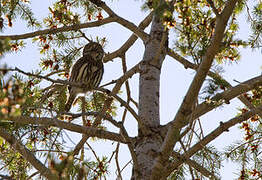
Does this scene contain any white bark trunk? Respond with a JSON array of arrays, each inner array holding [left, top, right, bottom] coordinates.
[[132, 15, 167, 179]]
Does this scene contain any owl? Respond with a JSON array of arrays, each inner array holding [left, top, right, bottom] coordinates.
[[65, 42, 104, 112]]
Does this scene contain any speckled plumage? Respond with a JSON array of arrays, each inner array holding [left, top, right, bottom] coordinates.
[[65, 42, 104, 112]]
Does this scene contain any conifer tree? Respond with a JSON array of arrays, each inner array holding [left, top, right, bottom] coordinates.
[[0, 0, 261, 179]]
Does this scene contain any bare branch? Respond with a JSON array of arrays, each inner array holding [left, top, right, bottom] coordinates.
[[115, 143, 123, 180], [94, 63, 142, 126], [89, 0, 150, 42], [104, 12, 153, 62], [0, 17, 116, 40], [0, 127, 56, 179]]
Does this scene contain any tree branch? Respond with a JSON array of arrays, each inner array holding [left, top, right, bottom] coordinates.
[[5, 116, 129, 144], [99, 88, 140, 122], [104, 11, 153, 62], [192, 75, 262, 120], [89, 0, 150, 42], [150, 1, 239, 178], [206, 0, 220, 16], [167, 48, 262, 119], [0, 17, 116, 40], [0, 127, 56, 179], [73, 63, 142, 156], [166, 104, 262, 177], [0, 68, 141, 123], [171, 152, 219, 180]]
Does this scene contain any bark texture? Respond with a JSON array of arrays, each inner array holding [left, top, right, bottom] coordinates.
[[133, 15, 167, 179]]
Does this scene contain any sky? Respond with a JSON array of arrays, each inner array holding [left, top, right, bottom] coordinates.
[[1, 0, 262, 179]]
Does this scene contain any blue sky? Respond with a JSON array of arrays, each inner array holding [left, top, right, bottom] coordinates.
[[1, 0, 262, 179]]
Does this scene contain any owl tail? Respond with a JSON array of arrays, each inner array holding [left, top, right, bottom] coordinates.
[[65, 93, 77, 112]]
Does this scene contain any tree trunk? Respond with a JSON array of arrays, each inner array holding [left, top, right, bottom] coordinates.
[[132, 14, 167, 179]]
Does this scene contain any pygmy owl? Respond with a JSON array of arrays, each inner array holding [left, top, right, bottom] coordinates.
[[65, 42, 104, 112]]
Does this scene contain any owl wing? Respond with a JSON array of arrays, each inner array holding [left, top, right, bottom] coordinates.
[[68, 55, 103, 91], [69, 55, 92, 83]]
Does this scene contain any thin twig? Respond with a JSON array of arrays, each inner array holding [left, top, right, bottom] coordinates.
[[103, 12, 153, 62], [89, 0, 149, 42], [206, 0, 220, 16], [115, 143, 123, 180]]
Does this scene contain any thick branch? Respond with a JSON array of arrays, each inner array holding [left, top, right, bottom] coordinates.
[[167, 49, 262, 119], [192, 75, 262, 120], [0, 127, 56, 179], [166, 104, 262, 176], [151, 1, 239, 178], [0, 17, 115, 40]]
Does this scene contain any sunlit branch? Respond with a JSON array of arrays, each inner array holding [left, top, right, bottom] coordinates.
[[0, 17, 116, 40], [0, 127, 56, 179]]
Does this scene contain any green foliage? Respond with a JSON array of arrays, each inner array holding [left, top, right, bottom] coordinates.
[[171, 0, 249, 64], [249, 2, 262, 48], [0, 0, 114, 178], [0, 0, 40, 28], [0, 38, 11, 57], [0, 139, 30, 179], [0, 0, 261, 179], [192, 145, 222, 179], [167, 164, 186, 180], [49, 154, 109, 179], [223, 99, 262, 179], [79, 92, 117, 116]]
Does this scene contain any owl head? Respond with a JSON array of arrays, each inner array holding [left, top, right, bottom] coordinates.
[[83, 42, 104, 60]]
